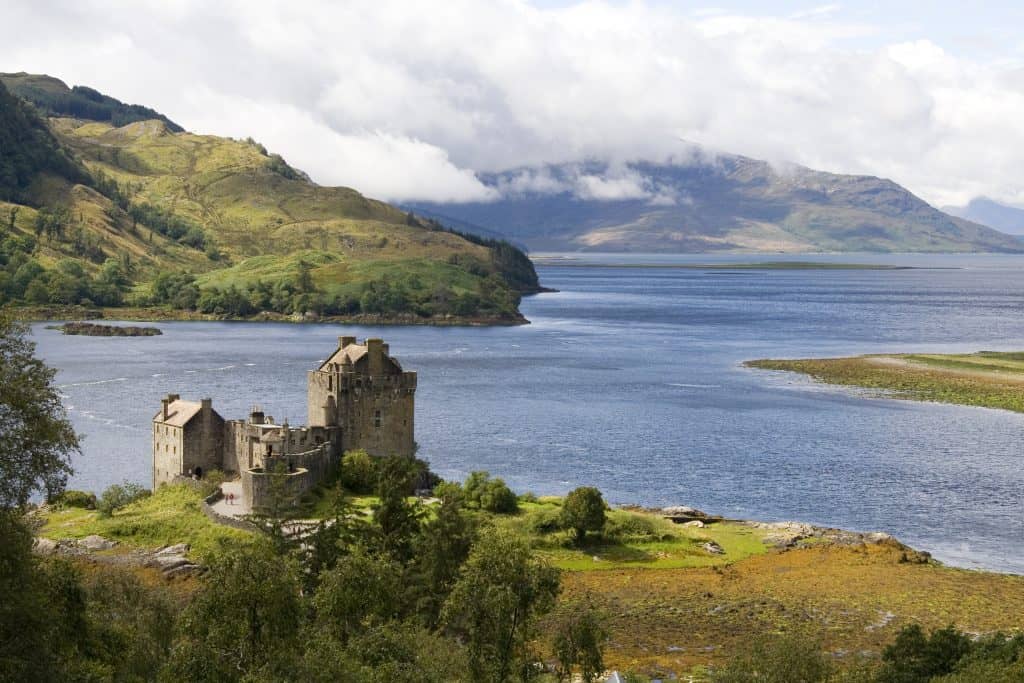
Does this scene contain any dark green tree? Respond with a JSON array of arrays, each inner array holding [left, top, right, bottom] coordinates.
[[413, 483, 476, 627], [372, 455, 423, 562], [442, 526, 561, 683], [560, 487, 606, 544]]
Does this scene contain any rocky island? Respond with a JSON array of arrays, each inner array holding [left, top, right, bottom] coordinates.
[[54, 321, 162, 336]]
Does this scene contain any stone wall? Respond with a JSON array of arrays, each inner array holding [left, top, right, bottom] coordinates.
[[200, 489, 258, 533]]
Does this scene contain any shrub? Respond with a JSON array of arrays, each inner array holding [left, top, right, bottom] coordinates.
[[462, 471, 518, 514], [604, 513, 675, 543], [340, 450, 378, 494], [560, 487, 606, 543], [96, 482, 151, 517], [479, 480, 518, 514], [710, 634, 832, 683], [527, 507, 563, 535], [53, 490, 97, 509]]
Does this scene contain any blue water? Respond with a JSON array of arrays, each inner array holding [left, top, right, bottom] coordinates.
[[33, 253, 1024, 573]]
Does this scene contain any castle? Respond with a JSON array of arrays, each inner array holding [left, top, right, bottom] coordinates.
[[152, 337, 416, 508]]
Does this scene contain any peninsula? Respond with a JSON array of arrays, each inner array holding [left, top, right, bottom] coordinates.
[[747, 351, 1024, 413]]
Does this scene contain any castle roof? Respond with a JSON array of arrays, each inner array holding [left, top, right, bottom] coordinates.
[[320, 343, 368, 369], [153, 399, 202, 427]]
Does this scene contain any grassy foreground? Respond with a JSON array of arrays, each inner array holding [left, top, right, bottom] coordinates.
[[747, 351, 1024, 413], [37, 484, 1024, 677]]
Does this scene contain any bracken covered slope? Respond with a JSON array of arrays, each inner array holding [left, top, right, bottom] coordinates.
[[0, 76, 540, 323]]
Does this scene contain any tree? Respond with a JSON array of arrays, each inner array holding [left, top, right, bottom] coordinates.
[[463, 471, 518, 514], [164, 541, 303, 680], [414, 484, 476, 627], [372, 455, 423, 562], [96, 481, 150, 517], [0, 313, 78, 508], [560, 487, 606, 544], [311, 546, 404, 642], [442, 526, 561, 682], [552, 603, 608, 683]]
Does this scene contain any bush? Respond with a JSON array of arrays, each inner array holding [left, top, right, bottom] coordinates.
[[462, 471, 518, 514], [604, 513, 675, 543], [710, 634, 832, 683], [198, 469, 226, 498], [340, 450, 378, 494], [53, 490, 97, 510], [96, 482, 151, 517], [526, 507, 563, 535]]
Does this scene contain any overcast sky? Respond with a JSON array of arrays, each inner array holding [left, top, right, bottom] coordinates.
[[3, 0, 1023, 207]]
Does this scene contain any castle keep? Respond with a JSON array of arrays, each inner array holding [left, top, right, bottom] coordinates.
[[152, 337, 416, 508]]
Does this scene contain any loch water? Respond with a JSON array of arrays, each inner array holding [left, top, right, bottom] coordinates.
[[33, 253, 1024, 573]]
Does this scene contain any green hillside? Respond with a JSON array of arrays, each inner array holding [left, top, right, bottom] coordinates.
[[0, 72, 184, 132], [0, 77, 540, 323]]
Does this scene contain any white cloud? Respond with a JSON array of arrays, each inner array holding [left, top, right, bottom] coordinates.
[[1, 0, 1023, 206]]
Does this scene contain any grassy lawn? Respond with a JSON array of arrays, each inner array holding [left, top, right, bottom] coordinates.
[[39, 484, 254, 561], [495, 499, 768, 571], [746, 351, 1024, 413]]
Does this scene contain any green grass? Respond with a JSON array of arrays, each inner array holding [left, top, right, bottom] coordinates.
[[746, 351, 1024, 413], [493, 500, 768, 571], [40, 484, 254, 561]]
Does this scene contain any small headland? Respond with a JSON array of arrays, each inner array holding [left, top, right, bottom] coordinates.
[[50, 321, 163, 336], [747, 351, 1024, 413]]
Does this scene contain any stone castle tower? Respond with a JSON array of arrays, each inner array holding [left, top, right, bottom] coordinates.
[[306, 336, 417, 457]]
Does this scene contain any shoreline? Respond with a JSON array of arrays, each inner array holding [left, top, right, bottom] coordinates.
[[12, 304, 532, 327]]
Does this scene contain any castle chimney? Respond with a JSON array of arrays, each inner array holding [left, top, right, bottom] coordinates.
[[367, 338, 384, 375], [339, 335, 356, 349], [161, 398, 170, 421], [201, 398, 212, 415]]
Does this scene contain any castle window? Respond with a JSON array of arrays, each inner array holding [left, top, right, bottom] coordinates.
[[328, 375, 333, 391], [374, 410, 382, 428]]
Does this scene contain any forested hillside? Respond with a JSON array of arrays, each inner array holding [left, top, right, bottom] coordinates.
[[0, 75, 541, 323]]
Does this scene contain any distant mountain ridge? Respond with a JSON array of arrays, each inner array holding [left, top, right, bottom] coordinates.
[[412, 155, 1022, 253], [942, 197, 1024, 237]]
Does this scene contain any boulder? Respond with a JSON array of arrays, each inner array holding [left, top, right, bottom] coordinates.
[[701, 541, 725, 555], [156, 543, 190, 556], [79, 534, 117, 550], [33, 537, 58, 555]]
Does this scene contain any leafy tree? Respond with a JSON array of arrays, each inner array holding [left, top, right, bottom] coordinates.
[[164, 541, 303, 680], [0, 313, 78, 507], [552, 603, 608, 683], [560, 486, 606, 543], [340, 448, 378, 493], [442, 526, 561, 683], [311, 546, 404, 642]]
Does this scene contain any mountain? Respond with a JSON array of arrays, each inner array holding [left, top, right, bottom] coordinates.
[[0, 72, 184, 132], [411, 156, 1022, 253], [0, 76, 539, 323], [942, 197, 1024, 236]]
